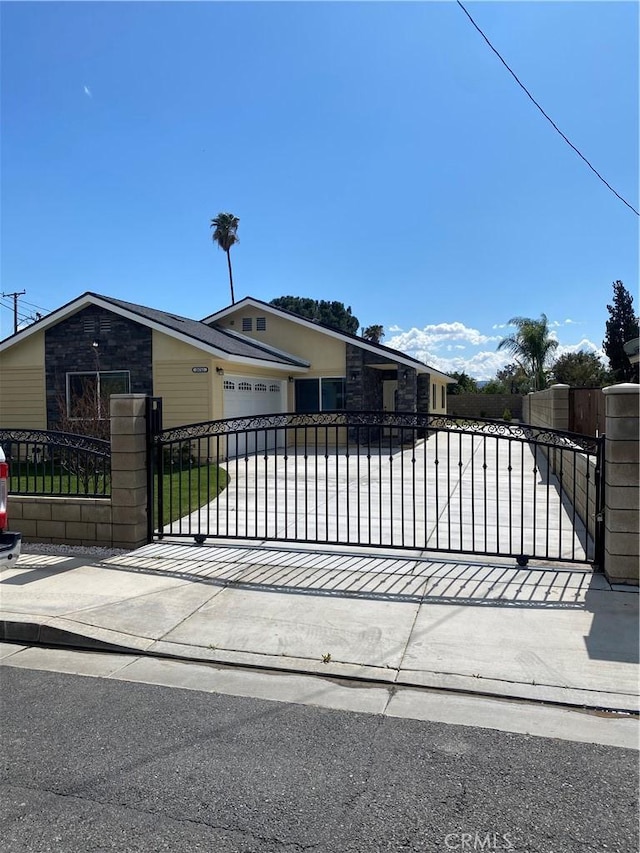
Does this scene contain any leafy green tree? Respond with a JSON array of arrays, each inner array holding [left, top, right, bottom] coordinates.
[[484, 363, 532, 394], [603, 281, 639, 382], [270, 296, 359, 334], [551, 351, 610, 387], [497, 315, 558, 391], [362, 324, 385, 343], [211, 213, 240, 305], [447, 371, 478, 395]]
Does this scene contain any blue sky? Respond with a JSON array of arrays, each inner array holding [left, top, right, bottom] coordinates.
[[1, 1, 638, 379]]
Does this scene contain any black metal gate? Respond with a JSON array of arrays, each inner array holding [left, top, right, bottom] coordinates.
[[147, 404, 604, 567]]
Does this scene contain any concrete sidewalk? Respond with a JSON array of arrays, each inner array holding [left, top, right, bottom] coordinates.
[[1, 541, 638, 714]]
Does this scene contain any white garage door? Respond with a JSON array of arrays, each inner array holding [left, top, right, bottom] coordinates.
[[223, 376, 286, 456]]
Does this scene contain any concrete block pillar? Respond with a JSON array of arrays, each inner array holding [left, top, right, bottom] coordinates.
[[109, 394, 149, 550], [602, 383, 639, 585], [548, 384, 570, 430]]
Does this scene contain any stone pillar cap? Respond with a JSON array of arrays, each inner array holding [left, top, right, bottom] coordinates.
[[602, 383, 640, 395]]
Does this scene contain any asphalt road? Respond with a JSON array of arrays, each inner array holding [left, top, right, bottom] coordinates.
[[1, 667, 638, 853]]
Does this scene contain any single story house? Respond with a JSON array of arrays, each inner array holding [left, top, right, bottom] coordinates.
[[0, 292, 454, 430]]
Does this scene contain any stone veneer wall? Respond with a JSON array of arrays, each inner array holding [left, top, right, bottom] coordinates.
[[396, 366, 417, 412], [417, 374, 430, 415], [345, 344, 386, 411], [345, 344, 426, 414], [448, 394, 523, 420], [45, 305, 152, 428]]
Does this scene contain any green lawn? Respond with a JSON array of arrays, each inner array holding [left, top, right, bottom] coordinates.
[[155, 463, 229, 527], [10, 462, 229, 530], [9, 469, 110, 496]]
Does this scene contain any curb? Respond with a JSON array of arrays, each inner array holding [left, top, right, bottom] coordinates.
[[2, 619, 638, 718]]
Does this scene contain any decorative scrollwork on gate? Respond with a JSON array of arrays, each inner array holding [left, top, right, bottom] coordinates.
[[425, 416, 600, 453], [0, 428, 111, 457], [155, 411, 600, 454]]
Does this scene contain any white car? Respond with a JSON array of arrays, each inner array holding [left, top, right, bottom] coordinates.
[[0, 445, 22, 565]]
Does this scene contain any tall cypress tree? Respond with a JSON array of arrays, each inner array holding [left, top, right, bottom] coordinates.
[[603, 281, 639, 382]]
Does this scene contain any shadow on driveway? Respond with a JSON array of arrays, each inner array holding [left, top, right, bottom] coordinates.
[[94, 541, 600, 610]]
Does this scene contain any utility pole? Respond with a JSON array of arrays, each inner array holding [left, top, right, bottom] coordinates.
[[1, 290, 26, 334]]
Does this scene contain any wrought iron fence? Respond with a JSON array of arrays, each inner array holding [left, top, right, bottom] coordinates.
[[0, 429, 111, 497], [149, 411, 603, 566]]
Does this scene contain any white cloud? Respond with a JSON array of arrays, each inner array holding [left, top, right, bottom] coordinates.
[[387, 323, 505, 379], [83, 85, 92, 98], [388, 324, 403, 333], [555, 338, 606, 363], [386, 316, 605, 380], [426, 350, 513, 381], [388, 322, 500, 357]]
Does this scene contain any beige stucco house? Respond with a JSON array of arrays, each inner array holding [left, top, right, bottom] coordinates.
[[0, 292, 453, 431]]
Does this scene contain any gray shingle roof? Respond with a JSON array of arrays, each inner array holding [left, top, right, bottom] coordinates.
[[96, 294, 309, 367]]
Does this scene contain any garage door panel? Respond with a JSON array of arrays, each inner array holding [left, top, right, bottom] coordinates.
[[224, 376, 286, 457]]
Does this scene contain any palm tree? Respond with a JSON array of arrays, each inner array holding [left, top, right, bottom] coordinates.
[[497, 314, 558, 392], [362, 324, 385, 343], [210, 213, 240, 304]]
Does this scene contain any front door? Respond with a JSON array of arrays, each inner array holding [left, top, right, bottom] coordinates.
[[383, 380, 398, 412]]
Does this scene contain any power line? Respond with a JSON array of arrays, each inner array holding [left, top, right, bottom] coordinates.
[[0, 296, 41, 332], [1, 290, 26, 334], [456, 0, 639, 216], [0, 298, 29, 320], [0, 297, 30, 319], [21, 297, 51, 314]]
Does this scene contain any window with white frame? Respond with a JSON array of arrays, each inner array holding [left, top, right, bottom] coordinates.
[[295, 378, 345, 413], [66, 371, 130, 419]]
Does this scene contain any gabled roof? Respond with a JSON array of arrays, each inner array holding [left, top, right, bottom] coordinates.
[[0, 292, 309, 370], [203, 296, 456, 382]]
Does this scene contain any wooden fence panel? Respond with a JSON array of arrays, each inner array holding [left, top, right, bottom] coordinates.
[[569, 388, 605, 436]]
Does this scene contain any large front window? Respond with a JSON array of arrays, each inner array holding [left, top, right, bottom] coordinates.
[[295, 377, 345, 413], [67, 371, 130, 419]]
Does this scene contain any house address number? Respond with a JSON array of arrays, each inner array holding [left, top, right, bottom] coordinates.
[[192, 367, 209, 373]]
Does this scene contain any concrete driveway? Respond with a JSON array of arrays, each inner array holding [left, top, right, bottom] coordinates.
[[173, 434, 591, 563]]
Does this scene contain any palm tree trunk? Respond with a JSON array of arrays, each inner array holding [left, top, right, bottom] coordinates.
[[226, 250, 235, 304]]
